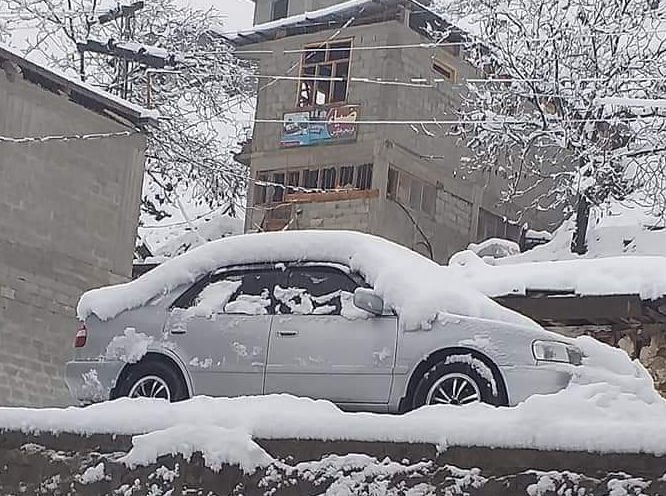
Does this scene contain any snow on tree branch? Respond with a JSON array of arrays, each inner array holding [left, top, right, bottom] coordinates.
[[439, 0, 666, 248]]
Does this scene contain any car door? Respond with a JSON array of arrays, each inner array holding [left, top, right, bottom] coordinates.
[[264, 264, 398, 405], [165, 267, 284, 397]]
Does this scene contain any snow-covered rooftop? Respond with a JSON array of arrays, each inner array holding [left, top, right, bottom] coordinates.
[[0, 42, 158, 126], [226, 0, 465, 47], [79, 230, 536, 330], [450, 201, 666, 300]]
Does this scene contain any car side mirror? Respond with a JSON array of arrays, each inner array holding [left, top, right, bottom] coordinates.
[[353, 288, 384, 316]]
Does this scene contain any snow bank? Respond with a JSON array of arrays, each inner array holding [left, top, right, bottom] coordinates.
[[1, 359, 664, 455], [119, 425, 274, 474], [79, 230, 538, 331]]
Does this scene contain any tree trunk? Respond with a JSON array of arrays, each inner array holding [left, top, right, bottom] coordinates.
[[571, 195, 590, 255]]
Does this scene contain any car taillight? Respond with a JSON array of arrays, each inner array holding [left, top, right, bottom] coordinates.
[[74, 324, 87, 348]]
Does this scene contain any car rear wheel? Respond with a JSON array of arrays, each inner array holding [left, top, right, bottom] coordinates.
[[411, 359, 504, 409], [114, 360, 188, 402]]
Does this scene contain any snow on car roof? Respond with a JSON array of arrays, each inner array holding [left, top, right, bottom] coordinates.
[[77, 230, 537, 330]]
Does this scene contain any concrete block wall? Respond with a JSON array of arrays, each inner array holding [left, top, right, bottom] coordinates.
[[0, 69, 145, 406], [293, 197, 374, 231]]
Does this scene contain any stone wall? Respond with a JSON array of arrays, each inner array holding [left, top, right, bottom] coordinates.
[[1, 431, 665, 495], [0, 68, 146, 406]]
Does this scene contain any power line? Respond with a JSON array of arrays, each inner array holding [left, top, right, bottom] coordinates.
[[0, 130, 137, 144], [252, 115, 666, 126]]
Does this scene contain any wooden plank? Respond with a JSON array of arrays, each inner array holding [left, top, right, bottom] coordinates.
[[286, 189, 379, 204], [495, 294, 645, 325]]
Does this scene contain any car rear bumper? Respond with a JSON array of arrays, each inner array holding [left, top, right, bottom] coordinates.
[[501, 363, 574, 405], [65, 360, 125, 404]]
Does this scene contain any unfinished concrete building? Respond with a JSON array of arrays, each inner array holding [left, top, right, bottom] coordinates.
[[232, 0, 561, 263], [0, 44, 153, 406]]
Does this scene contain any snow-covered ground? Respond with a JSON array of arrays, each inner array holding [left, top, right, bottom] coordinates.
[[1, 372, 665, 465]]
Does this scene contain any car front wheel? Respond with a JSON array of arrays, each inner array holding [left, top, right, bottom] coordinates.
[[411, 359, 504, 409], [113, 360, 188, 402]]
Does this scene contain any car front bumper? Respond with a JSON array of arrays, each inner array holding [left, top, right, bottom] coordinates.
[[501, 363, 574, 405], [65, 360, 126, 404]]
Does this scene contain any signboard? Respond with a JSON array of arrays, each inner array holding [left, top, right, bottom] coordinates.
[[280, 105, 359, 147]]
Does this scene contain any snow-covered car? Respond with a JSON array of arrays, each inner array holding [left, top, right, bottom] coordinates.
[[66, 230, 586, 411]]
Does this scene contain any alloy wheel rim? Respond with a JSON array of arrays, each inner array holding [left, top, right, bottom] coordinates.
[[128, 375, 171, 401], [426, 372, 481, 406]]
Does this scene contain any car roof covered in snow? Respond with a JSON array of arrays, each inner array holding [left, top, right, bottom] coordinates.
[[77, 230, 538, 330]]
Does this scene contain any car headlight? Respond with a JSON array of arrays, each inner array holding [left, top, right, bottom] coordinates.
[[532, 340, 583, 366]]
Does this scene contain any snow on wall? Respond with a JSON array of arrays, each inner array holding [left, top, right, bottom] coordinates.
[[78, 231, 538, 331], [119, 425, 274, 474]]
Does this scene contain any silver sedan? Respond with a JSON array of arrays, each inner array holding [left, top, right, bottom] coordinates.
[[66, 250, 582, 412]]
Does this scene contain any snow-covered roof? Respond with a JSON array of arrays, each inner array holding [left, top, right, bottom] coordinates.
[[450, 251, 666, 300], [225, 0, 466, 47], [449, 205, 666, 300], [140, 213, 245, 261], [0, 42, 158, 127], [78, 230, 537, 330]]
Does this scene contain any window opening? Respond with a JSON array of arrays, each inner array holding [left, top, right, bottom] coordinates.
[[287, 171, 300, 193], [432, 59, 456, 82], [355, 164, 373, 190], [303, 169, 319, 189], [387, 167, 399, 199], [322, 167, 337, 189], [272, 172, 286, 203], [271, 0, 288, 21], [421, 183, 436, 217], [339, 165, 354, 189], [298, 40, 352, 107], [255, 173, 268, 204]]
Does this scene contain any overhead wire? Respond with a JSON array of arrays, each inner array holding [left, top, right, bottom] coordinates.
[[0, 130, 137, 143]]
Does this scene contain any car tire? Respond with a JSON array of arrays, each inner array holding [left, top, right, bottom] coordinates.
[[114, 360, 188, 402], [411, 358, 505, 409]]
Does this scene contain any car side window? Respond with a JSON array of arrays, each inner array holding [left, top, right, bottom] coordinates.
[[223, 270, 280, 315], [175, 269, 282, 316], [277, 267, 360, 316]]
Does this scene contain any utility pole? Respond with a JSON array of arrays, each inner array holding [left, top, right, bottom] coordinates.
[[77, 1, 145, 97]]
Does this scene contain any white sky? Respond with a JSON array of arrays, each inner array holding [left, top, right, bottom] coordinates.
[[187, 0, 255, 30]]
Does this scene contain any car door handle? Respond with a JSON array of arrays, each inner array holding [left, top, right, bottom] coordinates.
[[277, 330, 299, 337], [170, 329, 187, 335]]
